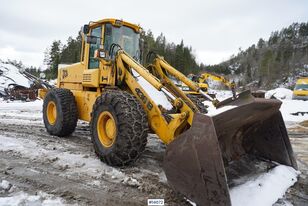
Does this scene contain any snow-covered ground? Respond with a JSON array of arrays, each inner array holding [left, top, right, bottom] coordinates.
[[264, 88, 308, 126], [0, 86, 307, 206], [0, 179, 69, 206]]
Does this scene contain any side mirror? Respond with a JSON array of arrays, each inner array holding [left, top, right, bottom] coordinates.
[[83, 24, 90, 34], [86, 35, 98, 44], [94, 49, 108, 59]]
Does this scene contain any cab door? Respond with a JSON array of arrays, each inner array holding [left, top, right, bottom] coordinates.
[[88, 26, 103, 69]]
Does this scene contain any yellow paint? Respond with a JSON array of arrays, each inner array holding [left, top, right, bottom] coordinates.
[[293, 77, 308, 97], [71, 90, 101, 121], [38, 88, 47, 99], [82, 69, 100, 87], [199, 72, 235, 90], [97, 111, 116, 147], [47, 101, 57, 125]]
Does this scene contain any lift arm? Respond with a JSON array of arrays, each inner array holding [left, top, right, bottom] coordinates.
[[114, 50, 195, 144], [150, 55, 219, 105]]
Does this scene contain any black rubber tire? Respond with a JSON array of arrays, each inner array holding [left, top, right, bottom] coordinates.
[[187, 94, 208, 114], [43, 88, 78, 137], [90, 90, 148, 166]]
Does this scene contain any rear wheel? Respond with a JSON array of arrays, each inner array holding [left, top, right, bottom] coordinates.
[[90, 90, 148, 166], [43, 88, 78, 137]]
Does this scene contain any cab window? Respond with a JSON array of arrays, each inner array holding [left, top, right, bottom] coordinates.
[[88, 26, 102, 69], [104, 23, 140, 60]]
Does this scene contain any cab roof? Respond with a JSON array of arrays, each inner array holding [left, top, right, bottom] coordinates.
[[89, 18, 141, 33]]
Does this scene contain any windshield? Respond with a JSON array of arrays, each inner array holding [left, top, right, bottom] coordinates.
[[104, 23, 140, 60], [295, 84, 308, 90]]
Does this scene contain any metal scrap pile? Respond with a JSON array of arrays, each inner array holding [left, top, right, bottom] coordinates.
[[0, 68, 52, 101]]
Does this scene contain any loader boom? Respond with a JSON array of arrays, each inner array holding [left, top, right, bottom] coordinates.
[[147, 54, 218, 104], [115, 50, 196, 143]]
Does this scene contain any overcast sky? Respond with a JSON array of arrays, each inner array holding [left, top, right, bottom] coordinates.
[[0, 0, 307, 68]]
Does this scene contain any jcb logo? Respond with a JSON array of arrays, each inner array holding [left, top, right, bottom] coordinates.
[[135, 88, 153, 111], [62, 70, 68, 79]]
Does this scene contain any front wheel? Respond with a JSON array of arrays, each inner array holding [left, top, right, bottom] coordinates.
[[90, 90, 148, 166]]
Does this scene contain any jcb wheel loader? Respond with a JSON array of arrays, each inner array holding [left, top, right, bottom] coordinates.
[[39, 18, 297, 206]]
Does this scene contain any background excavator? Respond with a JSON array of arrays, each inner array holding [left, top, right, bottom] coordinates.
[[183, 72, 236, 101], [38, 18, 297, 206]]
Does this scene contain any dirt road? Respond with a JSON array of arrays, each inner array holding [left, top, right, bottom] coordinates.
[[0, 102, 307, 205], [0, 102, 188, 206]]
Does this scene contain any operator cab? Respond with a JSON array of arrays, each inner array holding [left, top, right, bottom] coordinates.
[[82, 19, 142, 69]]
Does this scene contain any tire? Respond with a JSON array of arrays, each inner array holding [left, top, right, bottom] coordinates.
[[43, 88, 78, 137], [90, 90, 148, 166], [187, 94, 208, 114]]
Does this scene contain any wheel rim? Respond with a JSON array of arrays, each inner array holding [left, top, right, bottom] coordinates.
[[97, 111, 116, 147], [47, 101, 57, 125]]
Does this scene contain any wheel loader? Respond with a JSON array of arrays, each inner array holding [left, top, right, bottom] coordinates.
[[39, 18, 297, 206]]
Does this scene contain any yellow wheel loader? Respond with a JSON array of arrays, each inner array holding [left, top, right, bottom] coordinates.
[[39, 18, 297, 206]]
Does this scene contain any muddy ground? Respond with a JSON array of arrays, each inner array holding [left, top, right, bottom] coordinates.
[[0, 104, 307, 206]]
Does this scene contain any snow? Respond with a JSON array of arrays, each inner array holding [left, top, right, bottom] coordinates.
[[0, 99, 42, 111], [0, 190, 68, 206], [209, 89, 234, 100], [187, 165, 299, 206], [203, 100, 236, 116], [134, 70, 173, 110], [0, 180, 11, 190], [0, 179, 70, 206], [0, 134, 129, 184], [264, 88, 308, 124], [265, 88, 293, 100], [0, 61, 31, 94], [230, 165, 299, 206], [280, 99, 308, 123]]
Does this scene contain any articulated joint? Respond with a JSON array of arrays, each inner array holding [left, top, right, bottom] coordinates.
[[180, 111, 188, 120], [174, 98, 183, 109]]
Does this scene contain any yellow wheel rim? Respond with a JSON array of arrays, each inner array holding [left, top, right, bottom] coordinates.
[[47, 101, 57, 125], [97, 111, 116, 147]]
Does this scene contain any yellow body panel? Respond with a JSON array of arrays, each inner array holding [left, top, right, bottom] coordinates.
[[293, 90, 308, 96], [71, 90, 101, 122], [57, 63, 84, 89], [89, 18, 141, 33], [293, 77, 308, 97], [82, 69, 100, 87]]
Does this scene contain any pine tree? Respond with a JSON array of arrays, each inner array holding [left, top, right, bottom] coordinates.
[[44, 40, 62, 79]]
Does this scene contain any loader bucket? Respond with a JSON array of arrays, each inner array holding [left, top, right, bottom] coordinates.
[[163, 93, 297, 206]]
